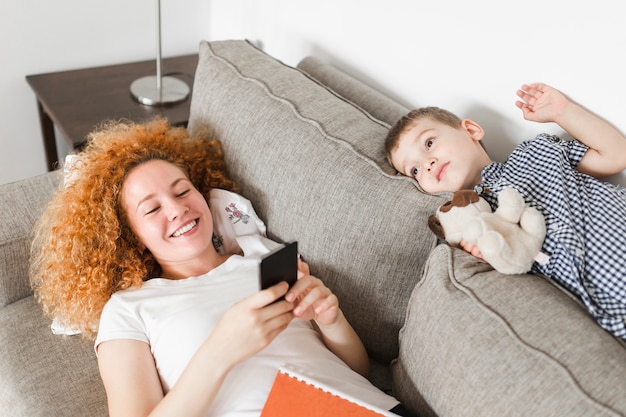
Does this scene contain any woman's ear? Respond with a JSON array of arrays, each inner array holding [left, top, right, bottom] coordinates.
[[461, 119, 485, 142]]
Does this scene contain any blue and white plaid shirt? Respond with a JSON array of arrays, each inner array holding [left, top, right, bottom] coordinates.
[[476, 133, 626, 339]]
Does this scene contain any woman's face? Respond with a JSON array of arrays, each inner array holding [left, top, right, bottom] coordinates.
[[121, 159, 216, 273]]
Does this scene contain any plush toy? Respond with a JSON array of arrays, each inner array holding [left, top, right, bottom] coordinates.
[[428, 187, 547, 274]]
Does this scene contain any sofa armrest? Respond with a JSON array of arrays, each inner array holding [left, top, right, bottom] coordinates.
[[0, 171, 61, 308], [392, 244, 626, 417]]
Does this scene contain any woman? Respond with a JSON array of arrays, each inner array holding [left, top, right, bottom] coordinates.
[[30, 119, 414, 417]]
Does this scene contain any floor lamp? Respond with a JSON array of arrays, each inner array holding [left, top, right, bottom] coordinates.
[[130, 0, 190, 106]]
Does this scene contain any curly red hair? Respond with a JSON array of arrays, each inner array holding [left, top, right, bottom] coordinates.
[[30, 118, 237, 340]]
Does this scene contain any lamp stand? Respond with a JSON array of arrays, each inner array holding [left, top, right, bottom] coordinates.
[[130, 0, 190, 106]]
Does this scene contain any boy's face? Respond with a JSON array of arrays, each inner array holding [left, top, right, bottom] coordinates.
[[390, 117, 491, 193]]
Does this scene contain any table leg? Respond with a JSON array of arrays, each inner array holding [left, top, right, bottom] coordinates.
[[36, 101, 59, 171]]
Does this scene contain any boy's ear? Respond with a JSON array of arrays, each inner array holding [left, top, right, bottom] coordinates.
[[461, 119, 485, 141]]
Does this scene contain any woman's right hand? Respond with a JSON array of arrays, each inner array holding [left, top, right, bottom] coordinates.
[[206, 282, 295, 369], [99, 284, 296, 417]]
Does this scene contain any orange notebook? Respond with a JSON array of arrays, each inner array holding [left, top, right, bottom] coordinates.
[[261, 365, 393, 417]]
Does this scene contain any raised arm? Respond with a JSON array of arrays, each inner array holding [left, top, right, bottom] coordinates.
[[97, 283, 294, 417], [285, 260, 370, 377], [516, 83, 626, 177]]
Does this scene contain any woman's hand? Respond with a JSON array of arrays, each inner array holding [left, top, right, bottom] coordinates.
[[208, 282, 295, 367], [100, 284, 296, 417], [284, 259, 369, 377], [284, 259, 339, 325]]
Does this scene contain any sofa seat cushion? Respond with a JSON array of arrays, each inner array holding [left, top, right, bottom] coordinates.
[[0, 296, 107, 417], [392, 244, 626, 417], [188, 40, 445, 364]]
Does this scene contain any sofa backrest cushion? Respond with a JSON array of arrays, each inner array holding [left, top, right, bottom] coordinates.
[[297, 56, 409, 127], [188, 40, 444, 363]]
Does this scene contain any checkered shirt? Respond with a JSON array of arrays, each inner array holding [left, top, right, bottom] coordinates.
[[476, 133, 626, 339]]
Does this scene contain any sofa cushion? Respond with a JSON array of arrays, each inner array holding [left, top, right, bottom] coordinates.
[[188, 40, 444, 364], [0, 296, 107, 417], [392, 244, 626, 417], [0, 172, 60, 308], [297, 56, 409, 127]]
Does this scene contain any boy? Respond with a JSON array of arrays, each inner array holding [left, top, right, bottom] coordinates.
[[385, 83, 626, 340]]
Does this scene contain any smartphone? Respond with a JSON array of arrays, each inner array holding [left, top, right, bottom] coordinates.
[[259, 241, 298, 295]]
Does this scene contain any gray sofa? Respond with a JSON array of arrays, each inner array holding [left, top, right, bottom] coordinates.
[[1, 39, 625, 417]]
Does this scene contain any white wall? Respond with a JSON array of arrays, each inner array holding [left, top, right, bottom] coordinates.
[[209, 0, 626, 186], [0, 0, 211, 185], [3, 0, 626, 186]]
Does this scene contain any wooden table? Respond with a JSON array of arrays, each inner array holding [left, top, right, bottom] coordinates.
[[26, 54, 198, 171]]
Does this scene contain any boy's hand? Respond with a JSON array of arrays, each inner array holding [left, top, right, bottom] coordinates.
[[459, 239, 485, 261], [515, 83, 570, 124], [517, 82, 626, 177]]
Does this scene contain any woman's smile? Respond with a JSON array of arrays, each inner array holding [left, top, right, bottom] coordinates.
[[171, 219, 199, 238]]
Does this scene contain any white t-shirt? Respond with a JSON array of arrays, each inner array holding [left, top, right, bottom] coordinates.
[[95, 236, 398, 416]]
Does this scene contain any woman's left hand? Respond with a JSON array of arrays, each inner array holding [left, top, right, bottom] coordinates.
[[284, 259, 339, 325], [285, 259, 369, 377]]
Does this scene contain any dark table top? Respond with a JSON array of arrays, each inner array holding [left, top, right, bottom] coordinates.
[[26, 54, 199, 147]]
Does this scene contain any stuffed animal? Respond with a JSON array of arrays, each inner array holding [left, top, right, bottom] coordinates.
[[428, 187, 547, 274]]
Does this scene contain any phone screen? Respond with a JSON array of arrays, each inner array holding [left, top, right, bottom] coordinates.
[[259, 241, 298, 292]]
